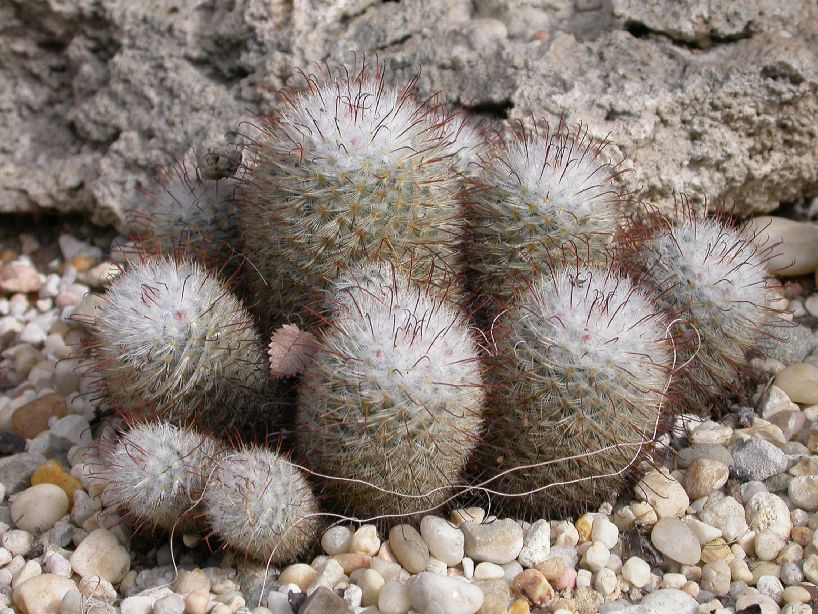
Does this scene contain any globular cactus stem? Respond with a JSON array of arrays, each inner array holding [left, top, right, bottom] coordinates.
[[464, 123, 626, 310], [624, 209, 779, 414], [478, 264, 674, 518], [90, 255, 272, 433], [202, 446, 320, 564], [239, 61, 466, 330], [132, 145, 243, 266], [295, 262, 485, 519], [99, 421, 221, 532]]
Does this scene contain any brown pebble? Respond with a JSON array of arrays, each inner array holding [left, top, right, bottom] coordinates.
[[184, 590, 210, 614], [0, 262, 41, 294], [534, 557, 565, 581], [791, 526, 813, 547], [12, 393, 67, 439], [507, 598, 530, 614], [333, 553, 370, 574], [31, 459, 82, 511], [67, 256, 97, 273], [0, 250, 16, 264], [511, 569, 554, 607]]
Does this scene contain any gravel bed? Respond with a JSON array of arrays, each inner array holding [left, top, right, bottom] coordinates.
[[0, 223, 817, 614]]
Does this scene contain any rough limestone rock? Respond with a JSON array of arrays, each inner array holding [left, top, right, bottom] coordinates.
[[2, 0, 817, 229]]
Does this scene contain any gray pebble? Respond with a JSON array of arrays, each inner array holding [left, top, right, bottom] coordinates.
[[0, 453, 47, 494], [676, 444, 733, 469], [731, 438, 788, 481], [758, 323, 816, 365], [298, 587, 350, 614], [780, 562, 804, 585], [152, 593, 185, 614]]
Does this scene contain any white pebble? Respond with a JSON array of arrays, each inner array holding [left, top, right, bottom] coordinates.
[[350, 524, 380, 556], [651, 518, 701, 565], [594, 568, 618, 595], [342, 583, 363, 610], [461, 557, 474, 579], [461, 519, 523, 565], [408, 572, 483, 614], [2, 530, 33, 556], [10, 484, 69, 533], [622, 557, 651, 588], [378, 579, 410, 614], [12, 560, 42, 590], [591, 517, 619, 550], [43, 550, 73, 578], [517, 519, 550, 568], [472, 562, 504, 581], [420, 516, 464, 567], [661, 573, 687, 589], [358, 568, 384, 607], [70, 528, 131, 583], [580, 541, 609, 572], [576, 569, 592, 587], [12, 575, 77, 614], [320, 526, 352, 556]]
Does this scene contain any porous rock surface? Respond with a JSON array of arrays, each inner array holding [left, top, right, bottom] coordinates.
[[2, 0, 817, 229]]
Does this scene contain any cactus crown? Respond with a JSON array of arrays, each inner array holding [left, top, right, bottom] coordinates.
[[203, 446, 320, 564], [240, 61, 464, 328], [92, 256, 268, 427], [465, 123, 624, 305], [480, 264, 673, 517], [296, 262, 484, 517], [102, 422, 219, 530], [633, 212, 778, 410]]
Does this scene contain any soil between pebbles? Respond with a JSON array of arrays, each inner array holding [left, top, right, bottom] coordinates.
[[0, 219, 817, 614]]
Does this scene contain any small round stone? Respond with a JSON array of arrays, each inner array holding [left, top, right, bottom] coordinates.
[[621, 557, 651, 588], [2, 530, 32, 557], [350, 524, 380, 556], [10, 484, 69, 533], [69, 528, 130, 583], [473, 562, 504, 581], [579, 541, 609, 572], [683, 458, 729, 499], [378, 579, 410, 614], [276, 564, 316, 591], [774, 363, 818, 404], [461, 519, 523, 565], [419, 516, 464, 567], [651, 518, 701, 565], [358, 569, 384, 607], [757, 575, 784, 603], [754, 529, 786, 562], [634, 468, 689, 518], [699, 496, 749, 542], [321, 526, 353, 556], [171, 569, 210, 594], [407, 572, 484, 614], [788, 476, 818, 512], [700, 560, 730, 596], [782, 585, 811, 603], [746, 492, 792, 540], [517, 519, 551, 568], [12, 574, 78, 614], [389, 525, 429, 574], [591, 517, 618, 550], [594, 568, 617, 596]]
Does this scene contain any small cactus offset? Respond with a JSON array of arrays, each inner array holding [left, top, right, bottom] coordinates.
[[477, 265, 674, 518], [132, 147, 243, 265], [239, 61, 466, 330], [295, 262, 485, 519], [202, 446, 320, 564], [90, 255, 272, 432], [464, 124, 625, 309], [623, 210, 779, 414], [99, 422, 221, 531]]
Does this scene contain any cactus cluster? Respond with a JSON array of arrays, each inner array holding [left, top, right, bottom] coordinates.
[[88, 59, 782, 564]]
